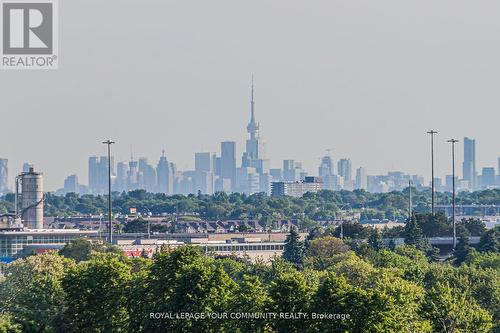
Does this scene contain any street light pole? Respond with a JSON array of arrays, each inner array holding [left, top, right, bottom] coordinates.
[[447, 139, 459, 250], [427, 130, 437, 215], [408, 180, 413, 220], [102, 140, 115, 243]]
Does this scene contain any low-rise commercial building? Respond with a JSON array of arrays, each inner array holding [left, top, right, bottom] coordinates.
[[271, 176, 323, 197]]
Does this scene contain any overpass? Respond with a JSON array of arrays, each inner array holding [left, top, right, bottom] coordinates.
[[389, 236, 480, 246], [435, 205, 499, 217]]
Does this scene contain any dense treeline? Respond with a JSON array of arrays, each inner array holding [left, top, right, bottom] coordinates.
[[0, 226, 499, 332], [2, 188, 500, 221]]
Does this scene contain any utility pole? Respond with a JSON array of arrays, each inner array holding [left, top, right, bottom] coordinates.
[[447, 139, 459, 250], [408, 180, 413, 221], [102, 140, 115, 243], [427, 130, 437, 215]]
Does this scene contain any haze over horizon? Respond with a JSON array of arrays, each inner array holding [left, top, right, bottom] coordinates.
[[2, 0, 500, 190]]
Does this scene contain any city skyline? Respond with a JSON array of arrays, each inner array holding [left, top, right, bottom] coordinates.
[[2, 120, 499, 194], [1, 84, 500, 193], [1, 87, 499, 193], [2, 1, 500, 190]]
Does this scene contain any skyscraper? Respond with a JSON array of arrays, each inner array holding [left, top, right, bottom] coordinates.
[[128, 157, 138, 190], [480, 167, 495, 188], [195, 152, 214, 173], [22, 162, 32, 173], [338, 158, 353, 182], [115, 162, 128, 192], [63, 175, 79, 194], [221, 141, 236, 190], [283, 160, 301, 182], [318, 155, 334, 178], [156, 151, 173, 194], [497, 157, 500, 186], [195, 152, 215, 194], [0, 159, 8, 194], [463, 137, 476, 190], [355, 167, 367, 190], [88, 156, 99, 193], [98, 156, 110, 192], [136, 157, 156, 191]]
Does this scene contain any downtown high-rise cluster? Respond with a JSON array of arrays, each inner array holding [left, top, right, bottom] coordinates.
[[1, 84, 500, 196]]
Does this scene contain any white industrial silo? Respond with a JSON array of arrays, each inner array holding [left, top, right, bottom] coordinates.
[[19, 167, 44, 229]]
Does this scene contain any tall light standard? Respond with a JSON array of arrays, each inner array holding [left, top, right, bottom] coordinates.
[[102, 140, 115, 243], [447, 138, 459, 249], [408, 180, 413, 221], [427, 130, 438, 215]]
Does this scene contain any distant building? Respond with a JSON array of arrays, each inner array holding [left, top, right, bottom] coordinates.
[[195, 152, 214, 174], [236, 167, 259, 194], [115, 162, 128, 192], [215, 177, 232, 192], [138, 157, 157, 192], [318, 155, 334, 179], [337, 158, 352, 182], [463, 137, 477, 190], [156, 151, 173, 194], [497, 157, 500, 186], [269, 168, 283, 182], [88, 156, 114, 194], [271, 176, 323, 197], [323, 174, 343, 191], [480, 167, 496, 188], [355, 167, 367, 190], [433, 177, 443, 192], [22, 162, 32, 173], [63, 175, 79, 194], [221, 141, 236, 190], [445, 175, 459, 192], [128, 158, 139, 190], [0, 159, 8, 194], [283, 160, 302, 182], [0, 229, 97, 258]]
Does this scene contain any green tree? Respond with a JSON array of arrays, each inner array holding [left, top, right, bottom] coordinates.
[[0, 313, 21, 333], [229, 275, 270, 333], [310, 273, 352, 332], [283, 226, 304, 267], [478, 226, 500, 253], [368, 228, 385, 251], [311, 272, 430, 333], [459, 217, 486, 236], [304, 236, 349, 270], [465, 248, 500, 270], [62, 253, 132, 332], [404, 215, 428, 250], [268, 271, 312, 333], [0, 253, 74, 332], [139, 246, 237, 332], [59, 238, 122, 262], [333, 221, 371, 239], [330, 252, 375, 286], [122, 218, 148, 233], [422, 281, 493, 333], [454, 234, 470, 266]]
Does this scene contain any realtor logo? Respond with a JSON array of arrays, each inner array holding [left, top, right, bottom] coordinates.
[[1, 0, 58, 69]]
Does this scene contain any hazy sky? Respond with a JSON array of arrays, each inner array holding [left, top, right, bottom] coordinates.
[[1, 0, 500, 190]]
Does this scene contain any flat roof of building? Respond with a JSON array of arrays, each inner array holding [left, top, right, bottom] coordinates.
[[0, 229, 98, 235]]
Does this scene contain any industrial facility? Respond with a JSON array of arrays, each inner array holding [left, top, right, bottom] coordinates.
[[16, 166, 44, 229], [0, 167, 97, 262]]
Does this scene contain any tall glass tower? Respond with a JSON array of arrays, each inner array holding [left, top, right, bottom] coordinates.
[[462, 137, 476, 190]]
